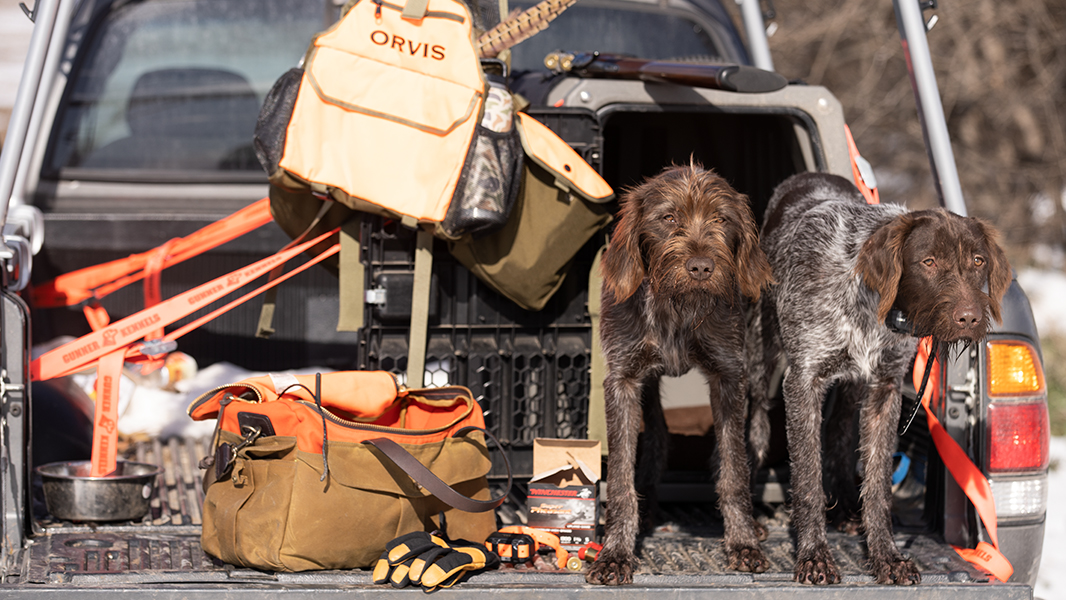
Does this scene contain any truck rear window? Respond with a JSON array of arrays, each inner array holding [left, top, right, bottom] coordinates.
[[506, 0, 725, 73], [47, 0, 329, 180]]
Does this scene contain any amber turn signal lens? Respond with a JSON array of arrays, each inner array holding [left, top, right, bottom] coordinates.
[[987, 341, 1045, 397]]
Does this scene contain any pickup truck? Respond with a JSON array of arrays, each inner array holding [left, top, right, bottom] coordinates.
[[0, 0, 1049, 596]]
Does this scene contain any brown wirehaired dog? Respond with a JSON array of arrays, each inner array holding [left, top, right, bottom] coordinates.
[[586, 164, 774, 585], [747, 173, 1012, 585]]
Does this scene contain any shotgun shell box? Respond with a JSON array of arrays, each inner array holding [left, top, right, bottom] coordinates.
[[526, 438, 601, 551]]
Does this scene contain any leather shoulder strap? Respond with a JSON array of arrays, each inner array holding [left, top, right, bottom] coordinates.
[[364, 426, 511, 513]]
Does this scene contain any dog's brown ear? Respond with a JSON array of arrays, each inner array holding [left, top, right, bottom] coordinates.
[[734, 199, 774, 301], [856, 214, 912, 323], [975, 218, 1012, 324], [602, 189, 646, 302]]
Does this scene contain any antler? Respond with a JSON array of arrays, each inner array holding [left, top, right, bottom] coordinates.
[[476, 0, 578, 58]]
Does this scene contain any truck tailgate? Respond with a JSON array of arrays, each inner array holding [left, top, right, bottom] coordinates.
[[4, 438, 1031, 598]]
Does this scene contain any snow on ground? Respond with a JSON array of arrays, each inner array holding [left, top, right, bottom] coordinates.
[[1023, 267, 1064, 599], [1036, 438, 1066, 599], [1019, 268, 1066, 339]]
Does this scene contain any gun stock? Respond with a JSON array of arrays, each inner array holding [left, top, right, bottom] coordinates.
[[544, 52, 788, 93]]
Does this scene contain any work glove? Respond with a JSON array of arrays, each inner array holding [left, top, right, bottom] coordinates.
[[372, 532, 450, 587], [419, 541, 499, 590], [372, 531, 499, 591]]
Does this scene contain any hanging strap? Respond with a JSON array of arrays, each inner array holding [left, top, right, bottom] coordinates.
[[365, 426, 512, 513], [89, 350, 125, 477], [31, 227, 340, 382], [257, 200, 337, 338], [337, 215, 365, 332], [913, 337, 1013, 582], [587, 243, 608, 455], [407, 229, 434, 386], [898, 337, 937, 436], [31, 198, 273, 310]]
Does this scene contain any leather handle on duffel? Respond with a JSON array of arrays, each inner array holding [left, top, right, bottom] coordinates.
[[364, 426, 512, 513]]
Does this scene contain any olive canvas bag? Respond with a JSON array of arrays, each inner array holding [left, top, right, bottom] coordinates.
[[188, 370, 508, 572]]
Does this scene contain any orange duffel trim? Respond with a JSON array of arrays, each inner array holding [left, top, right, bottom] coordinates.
[[188, 372, 484, 454]]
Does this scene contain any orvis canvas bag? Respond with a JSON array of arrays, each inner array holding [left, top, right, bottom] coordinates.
[[254, 0, 524, 239]]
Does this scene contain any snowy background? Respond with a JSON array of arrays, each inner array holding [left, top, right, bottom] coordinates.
[[2, 1, 1065, 597]]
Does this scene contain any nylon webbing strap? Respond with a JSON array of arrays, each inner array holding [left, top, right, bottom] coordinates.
[[31, 198, 273, 309], [257, 200, 336, 338], [402, 0, 430, 20], [337, 215, 365, 332], [89, 350, 124, 477], [407, 229, 433, 387], [587, 244, 608, 455], [31, 227, 340, 382], [913, 337, 1013, 582]]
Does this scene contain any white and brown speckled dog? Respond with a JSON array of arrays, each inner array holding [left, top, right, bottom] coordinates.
[[747, 172, 1011, 585], [586, 164, 774, 585]]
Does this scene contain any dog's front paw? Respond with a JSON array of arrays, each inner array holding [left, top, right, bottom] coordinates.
[[727, 544, 768, 573], [794, 547, 840, 585], [585, 551, 637, 585], [871, 557, 921, 585]]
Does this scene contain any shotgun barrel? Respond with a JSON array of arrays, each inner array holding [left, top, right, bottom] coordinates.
[[543, 51, 788, 93]]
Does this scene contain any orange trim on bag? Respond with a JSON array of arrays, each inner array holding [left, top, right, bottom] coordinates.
[[516, 113, 614, 203], [914, 337, 1013, 582], [188, 374, 484, 454]]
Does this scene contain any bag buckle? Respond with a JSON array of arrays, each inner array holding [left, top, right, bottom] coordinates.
[[214, 425, 264, 482]]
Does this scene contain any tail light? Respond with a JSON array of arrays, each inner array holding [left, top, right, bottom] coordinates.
[[987, 341, 1045, 397], [986, 402, 1049, 472], [984, 339, 1050, 520]]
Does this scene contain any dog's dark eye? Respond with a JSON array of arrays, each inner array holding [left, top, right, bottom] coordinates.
[[922, 258, 936, 267], [663, 214, 676, 224], [974, 256, 985, 267], [714, 217, 726, 224]]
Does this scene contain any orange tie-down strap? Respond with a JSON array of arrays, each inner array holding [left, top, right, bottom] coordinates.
[[30, 227, 340, 383], [30, 197, 274, 309], [846, 124, 880, 206], [914, 337, 1013, 582]]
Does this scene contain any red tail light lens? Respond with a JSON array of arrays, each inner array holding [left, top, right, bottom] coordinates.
[[987, 402, 1050, 472]]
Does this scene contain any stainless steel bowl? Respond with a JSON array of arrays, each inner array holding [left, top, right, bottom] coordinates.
[[36, 460, 162, 522]]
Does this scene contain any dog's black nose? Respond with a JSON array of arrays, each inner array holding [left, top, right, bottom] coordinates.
[[953, 304, 981, 329], [686, 257, 715, 280]]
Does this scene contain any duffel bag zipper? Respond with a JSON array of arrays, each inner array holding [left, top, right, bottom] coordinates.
[[188, 383, 265, 415]]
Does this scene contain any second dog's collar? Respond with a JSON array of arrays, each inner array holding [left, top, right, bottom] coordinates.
[[885, 308, 917, 336]]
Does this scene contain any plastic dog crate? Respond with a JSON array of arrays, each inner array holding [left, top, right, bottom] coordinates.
[[355, 216, 603, 479]]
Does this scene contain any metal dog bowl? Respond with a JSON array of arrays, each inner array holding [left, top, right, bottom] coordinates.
[[36, 460, 162, 522]]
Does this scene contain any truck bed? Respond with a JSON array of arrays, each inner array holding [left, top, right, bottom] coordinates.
[[2, 438, 1030, 598]]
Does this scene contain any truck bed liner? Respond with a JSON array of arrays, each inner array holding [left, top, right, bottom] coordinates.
[[3, 438, 1030, 598]]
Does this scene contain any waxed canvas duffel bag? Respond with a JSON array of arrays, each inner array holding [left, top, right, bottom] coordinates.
[[188, 370, 507, 572]]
